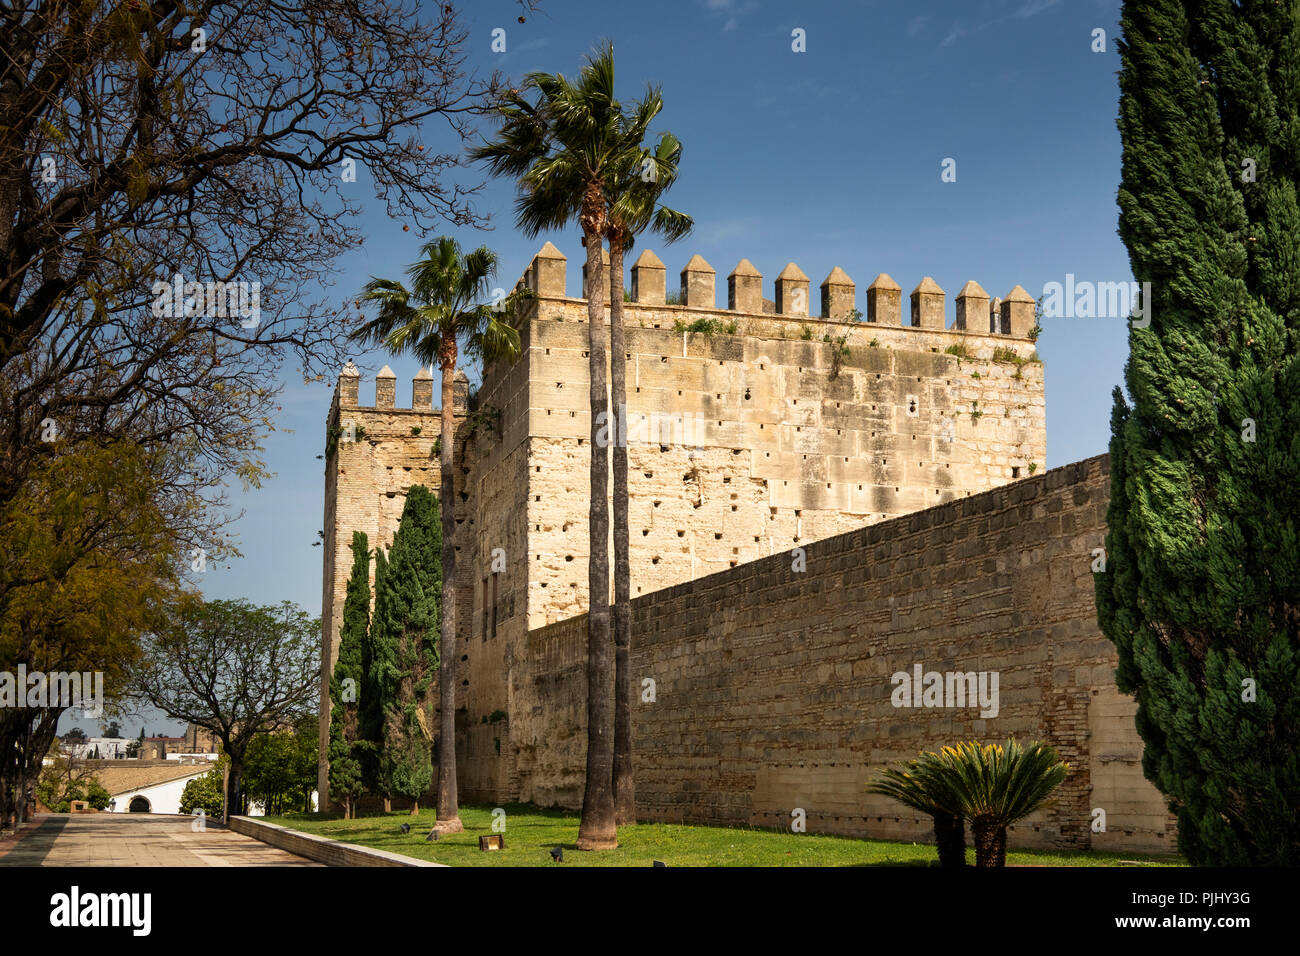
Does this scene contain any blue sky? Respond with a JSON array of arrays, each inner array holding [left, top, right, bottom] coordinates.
[[93, 0, 1136, 733]]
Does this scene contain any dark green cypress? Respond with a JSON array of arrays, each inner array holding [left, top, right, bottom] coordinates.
[[1100, 0, 1300, 865], [369, 486, 442, 808], [359, 546, 388, 797], [328, 531, 369, 817]]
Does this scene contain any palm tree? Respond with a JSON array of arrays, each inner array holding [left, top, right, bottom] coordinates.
[[933, 740, 1069, 867], [605, 120, 692, 826], [867, 752, 968, 867], [471, 41, 643, 850], [350, 236, 525, 835]]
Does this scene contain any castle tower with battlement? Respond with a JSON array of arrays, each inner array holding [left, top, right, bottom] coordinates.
[[318, 243, 1046, 807]]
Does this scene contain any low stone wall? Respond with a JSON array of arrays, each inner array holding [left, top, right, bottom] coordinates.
[[511, 454, 1178, 855], [228, 817, 443, 867]]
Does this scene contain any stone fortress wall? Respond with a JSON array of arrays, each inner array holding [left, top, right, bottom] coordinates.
[[514, 454, 1176, 854], [318, 243, 1171, 853]]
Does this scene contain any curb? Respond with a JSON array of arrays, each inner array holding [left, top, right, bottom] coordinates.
[[229, 816, 445, 867]]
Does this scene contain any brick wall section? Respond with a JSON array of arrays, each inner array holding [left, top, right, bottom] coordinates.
[[514, 454, 1177, 854]]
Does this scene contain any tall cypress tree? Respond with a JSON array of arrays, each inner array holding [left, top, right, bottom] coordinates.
[[328, 531, 369, 819], [1100, 0, 1300, 865], [359, 546, 388, 803], [369, 486, 442, 813]]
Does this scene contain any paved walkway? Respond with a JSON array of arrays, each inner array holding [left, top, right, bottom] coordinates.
[[0, 814, 322, 866]]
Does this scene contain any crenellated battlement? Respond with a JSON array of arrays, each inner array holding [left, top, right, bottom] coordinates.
[[329, 360, 471, 416], [515, 243, 1039, 339]]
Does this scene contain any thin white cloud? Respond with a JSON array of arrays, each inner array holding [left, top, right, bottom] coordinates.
[[702, 0, 758, 32], [1015, 0, 1062, 17]]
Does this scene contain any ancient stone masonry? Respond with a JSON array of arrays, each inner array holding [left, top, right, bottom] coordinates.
[[320, 242, 1051, 818], [514, 455, 1177, 854]]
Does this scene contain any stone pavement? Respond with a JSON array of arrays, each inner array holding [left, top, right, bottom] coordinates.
[[0, 813, 322, 866]]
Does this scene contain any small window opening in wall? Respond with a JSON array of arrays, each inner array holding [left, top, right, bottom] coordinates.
[[730, 560, 738, 567], [719, 360, 724, 365], [645, 471, 653, 478], [731, 504, 737, 511], [858, 484, 862, 490], [661, 356, 668, 363], [794, 509, 801, 517], [1012, 466, 1021, 478], [677, 530, 685, 537], [716, 393, 722, 399], [714, 532, 722, 539], [545, 348, 550, 354], [582, 350, 589, 357], [651, 556, 661, 565], [565, 555, 574, 562], [534, 495, 541, 501], [654, 500, 662, 507], [723, 476, 732, 483], [759, 363, 766, 370], [546, 409, 552, 415], [678, 390, 682, 396], [660, 444, 669, 452], [556, 382, 563, 388], [535, 465, 541, 472], [569, 411, 575, 417], [642, 529, 649, 536], [744, 388, 752, 400], [636, 387, 641, 393]]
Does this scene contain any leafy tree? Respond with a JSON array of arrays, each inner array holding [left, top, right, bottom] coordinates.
[[130, 597, 317, 823], [1099, 0, 1300, 865], [62, 728, 88, 744], [351, 240, 526, 832], [179, 769, 227, 819], [0, 442, 177, 828], [102, 722, 122, 740], [473, 42, 651, 850], [244, 717, 318, 815], [603, 97, 693, 826], [36, 756, 111, 812], [368, 487, 442, 814], [328, 532, 370, 819], [0, 4, 536, 605]]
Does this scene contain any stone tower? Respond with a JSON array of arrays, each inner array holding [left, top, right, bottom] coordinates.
[[319, 242, 1045, 808]]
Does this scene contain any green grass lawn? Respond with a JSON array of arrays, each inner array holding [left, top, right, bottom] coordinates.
[[264, 803, 1183, 867]]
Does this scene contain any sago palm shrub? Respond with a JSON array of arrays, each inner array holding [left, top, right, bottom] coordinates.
[[934, 739, 1069, 867], [867, 752, 968, 867]]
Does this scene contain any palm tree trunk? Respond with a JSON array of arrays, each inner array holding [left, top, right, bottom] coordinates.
[[932, 812, 967, 867], [971, 821, 1008, 867], [608, 235, 635, 825], [577, 202, 617, 850], [434, 343, 463, 834]]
